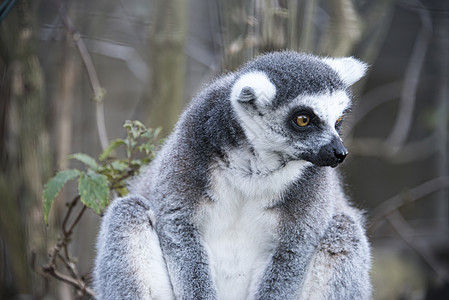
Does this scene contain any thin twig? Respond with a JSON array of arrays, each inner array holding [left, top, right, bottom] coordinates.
[[62, 195, 80, 236], [61, 195, 80, 260], [59, 8, 109, 150], [43, 264, 96, 297], [346, 80, 403, 137], [67, 203, 87, 236], [40, 194, 92, 296], [57, 252, 83, 286], [63, 198, 87, 264], [348, 133, 438, 164], [385, 0, 432, 148], [110, 169, 135, 190], [32, 251, 96, 298], [369, 176, 449, 232], [386, 210, 449, 283]]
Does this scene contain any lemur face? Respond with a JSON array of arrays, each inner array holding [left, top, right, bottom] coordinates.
[[230, 52, 367, 168]]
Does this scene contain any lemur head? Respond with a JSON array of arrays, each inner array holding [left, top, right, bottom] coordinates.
[[230, 51, 367, 168]]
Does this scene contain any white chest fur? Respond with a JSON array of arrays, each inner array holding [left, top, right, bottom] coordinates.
[[196, 150, 309, 300], [199, 183, 279, 300]]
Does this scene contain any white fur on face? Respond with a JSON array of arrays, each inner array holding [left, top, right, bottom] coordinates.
[[232, 87, 352, 164], [230, 72, 289, 158], [293, 90, 351, 133]]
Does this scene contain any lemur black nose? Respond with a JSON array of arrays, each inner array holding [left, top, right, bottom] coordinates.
[[333, 147, 348, 163]]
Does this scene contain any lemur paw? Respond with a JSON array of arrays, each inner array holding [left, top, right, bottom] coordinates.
[[320, 213, 362, 256], [107, 196, 155, 228]]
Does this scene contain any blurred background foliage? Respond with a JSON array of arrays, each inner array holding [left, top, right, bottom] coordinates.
[[0, 0, 448, 299]]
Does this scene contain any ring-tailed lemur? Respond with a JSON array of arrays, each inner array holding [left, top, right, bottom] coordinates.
[[94, 51, 372, 299]]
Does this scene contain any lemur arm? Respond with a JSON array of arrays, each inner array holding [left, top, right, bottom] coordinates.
[[155, 205, 219, 300], [94, 196, 174, 299], [254, 228, 320, 299], [255, 213, 371, 300], [299, 213, 372, 300], [94, 195, 218, 300]]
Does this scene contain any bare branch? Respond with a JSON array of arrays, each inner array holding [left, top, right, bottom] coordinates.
[[346, 80, 403, 137], [32, 251, 96, 298], [56, 252, 84, 287], [42, 263, 96, 297], [62, 195, 80, 236], [369, 176, 449, 231], [386, 210, 449, 282], [57, 252, 79, 281], [348, 133, 438, 164], [37, 194, 93, 296], [66, 203, 87, 237], [385, 0, 432, 148], [59, 9, 109, 150]]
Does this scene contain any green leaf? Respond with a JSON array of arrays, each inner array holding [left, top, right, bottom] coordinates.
[[68, 153, 99, 171], [99, 139, 126, 161], [78, 171, 109, 215], [125, 120, 147, 139], [115, 186, 129, 197], [110, 160, 129, 171], [141, 126, 162, 140], [153, 127, 162, 138], [43, 169, 81, 224]]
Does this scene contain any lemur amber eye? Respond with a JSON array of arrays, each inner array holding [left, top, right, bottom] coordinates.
[[335, 116, 343, 127], [296, 115, 310, 127]]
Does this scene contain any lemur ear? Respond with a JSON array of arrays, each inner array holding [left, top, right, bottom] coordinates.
[[322, 57, 368, 86], [231, 72, 276, 107], [237, 87, 256, 104]]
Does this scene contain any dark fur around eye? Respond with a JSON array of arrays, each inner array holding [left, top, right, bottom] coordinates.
[[288, 107, 320, 131], [335, 117, 343, 129]]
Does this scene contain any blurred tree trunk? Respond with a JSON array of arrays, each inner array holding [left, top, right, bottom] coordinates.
[[0, 1, 50, 297], [288, 0, 318, 52], [218, 0, 389, 70], [56, 37, 77, 171], [218, 0, 247, 69], [219, 0, 286, 69], [317, 0, 362, 56], [147, 0, 189, 135]]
